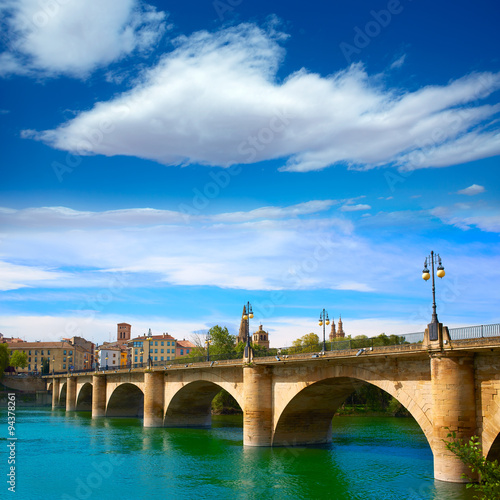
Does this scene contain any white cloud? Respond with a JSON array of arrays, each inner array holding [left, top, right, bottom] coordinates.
[[457, 184, 486, 196], [0, 261, 70, 291], [0, 203, 414, 294], [24, 23, 500, 171], [0, 201, 340, 229], [390, 54, 406, 69], [340, 204, 371, 212], [0, 0, 167, 78], [430, 205, 500, 233]]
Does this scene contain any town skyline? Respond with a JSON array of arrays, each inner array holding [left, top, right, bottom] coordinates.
[[1, 0, 499, 347]]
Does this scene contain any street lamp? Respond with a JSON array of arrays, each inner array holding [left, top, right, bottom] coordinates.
[[318, 309, 330, 352], [422, 251, 445, 341], [146, 335, 153, 369], [105, 355, 108, 371], [242, 302, 254, 358], [206, 333, 211, 362], [52, 357, 55, 375]]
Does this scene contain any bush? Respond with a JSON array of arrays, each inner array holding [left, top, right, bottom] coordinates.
[[444, 430, 500, 499]]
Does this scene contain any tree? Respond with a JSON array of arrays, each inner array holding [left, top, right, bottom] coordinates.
[[444, 430, 500, 499], [9, 350, 28, 372], [208, 325, 236, 356], [291, 333, 320, 353], [0, 343, 9, 378]]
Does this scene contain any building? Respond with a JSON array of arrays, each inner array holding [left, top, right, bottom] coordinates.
[[128, 330, 177, 365], [176, 339, 195, 358], [5, 339, 92, 374], [62, 336, 95, 369], [96, 347, 121, 369], [252, 325, 270, 349], [329, 316, 346, 341], [117, 323, 131, 342]]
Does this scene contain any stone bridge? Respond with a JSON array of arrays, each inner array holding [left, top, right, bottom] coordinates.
[[46, 332, 500, 483]]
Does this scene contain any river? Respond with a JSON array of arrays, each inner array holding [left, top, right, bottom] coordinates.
[[2, 407, 475, 499]]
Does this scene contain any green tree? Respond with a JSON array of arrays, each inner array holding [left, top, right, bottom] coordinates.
[[0, 343, 9, 378], [9, 350, 28, 372], [291, 333, 320, 353], [444, 431, 500, 499], [208, 325, 236, 356]]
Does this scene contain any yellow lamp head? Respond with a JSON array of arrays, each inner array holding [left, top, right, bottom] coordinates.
[[422, 271, 430, 281], [318, 321, 323, 326], [326, 320, 330, 325], [243, 314, 248, 320], [249, 313, 254, 319], [437, 267, 445, 278]]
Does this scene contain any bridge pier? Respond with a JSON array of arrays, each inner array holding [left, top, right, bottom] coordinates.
[[51, 378, 60, 409], [431, 353, 477, 483], [66, 377, 77, 412], [144, 372, 164, 427], [92, 374, 107, 418], [243, 365, 273, 446]]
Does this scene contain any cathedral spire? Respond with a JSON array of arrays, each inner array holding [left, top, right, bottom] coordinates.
[[237, 306, 248, 344]]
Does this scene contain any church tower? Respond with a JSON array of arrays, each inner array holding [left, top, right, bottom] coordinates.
[[252, 325, 270, 349], [237, 306, 248, 344], [336, 315, 345, 338], [329, 320, 336, 342]]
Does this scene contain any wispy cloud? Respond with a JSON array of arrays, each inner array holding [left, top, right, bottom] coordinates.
[[340, 204, 371, 212], [390, 54, 406, 69], [24, 23, 500, 172], [457, 184, 486, 196], [431, 205, 500, 233], [0, 0, 167, 78]]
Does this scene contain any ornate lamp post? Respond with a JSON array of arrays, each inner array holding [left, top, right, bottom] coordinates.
[[52, 357, 55, 375], [242, 302, 254, 358], [318, 309, 330, 352], [422, 251, 445, 341], [105, 355, 108, 371], [206, 332, 211, 362], [146, 335, 153, 369]]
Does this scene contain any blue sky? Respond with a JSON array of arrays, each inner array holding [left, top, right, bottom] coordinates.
[[1, 0, 499, 346]]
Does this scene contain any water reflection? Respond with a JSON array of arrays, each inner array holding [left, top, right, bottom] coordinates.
[[5, 408, 477, 500]]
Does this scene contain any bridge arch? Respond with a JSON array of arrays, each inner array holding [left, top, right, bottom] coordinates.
[[59, 382, 67, 407], [482, 407, 500, 461], [164, 370, 244, 428], [272, 364, 433, 449], [106, 383, 144, 418], [75, 382, 93, 411]]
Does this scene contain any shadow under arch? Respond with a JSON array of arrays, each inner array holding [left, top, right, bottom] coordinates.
[[59, 382, 67, 407], [273, 376, 432, 449], [106, 383, 144, 418], [486, 433, 500, 462], [164, 381, 241, 428], [47, 382, 53, 392], [75, 382, 92, 411]]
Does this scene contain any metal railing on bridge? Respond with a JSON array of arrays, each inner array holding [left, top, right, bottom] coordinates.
[[44, 322, 500, 376]]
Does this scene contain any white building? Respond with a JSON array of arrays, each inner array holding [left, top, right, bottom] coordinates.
[[96, 347, 121, 369]]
